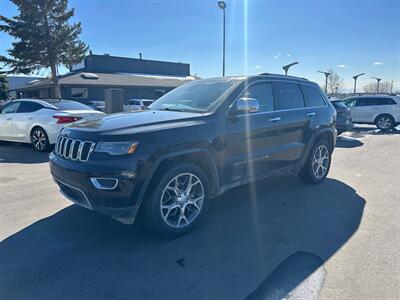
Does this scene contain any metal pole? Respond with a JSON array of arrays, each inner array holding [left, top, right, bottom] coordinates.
[[222, 8, 226, 77], [353, 79, 357, 94], [325, 76, 328, 94], [377, 80, 380, 93]]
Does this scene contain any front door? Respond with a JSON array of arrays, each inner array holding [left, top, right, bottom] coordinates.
[[0, 101, 21, 141]]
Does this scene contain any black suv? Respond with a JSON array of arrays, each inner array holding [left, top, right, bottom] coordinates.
[[50, 74, 337, 237]]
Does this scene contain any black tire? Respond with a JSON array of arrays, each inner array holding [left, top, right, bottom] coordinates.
[[298, 139, 332, 184], [30, 127, 51, 152], [337, 130, 344, 136], [141, 164, 210, 238], [375, 114, 395, 131]]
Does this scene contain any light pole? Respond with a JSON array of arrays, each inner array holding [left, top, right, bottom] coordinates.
[[371, 77, 381, 93], [282, 62, 299, 75], [353, 73, 365, 94], [318, 71, 331, 94], [218, 1, 227, 76]]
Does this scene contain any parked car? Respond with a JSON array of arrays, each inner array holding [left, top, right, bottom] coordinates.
[[49, 75, 337, 237], [86, 100, 105, 112], [0, 99, 104, 151], [124, 99, 154, 111], [342, 95, 400, 130], [330, 98, 352, 135]]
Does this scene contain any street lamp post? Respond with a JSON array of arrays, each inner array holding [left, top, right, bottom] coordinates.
[[353, 73, 365, 94], [282, 62, 299, 75], [218, 1, 227, 77], [318, 71, 331, 95], [371, 77, 381, 93]]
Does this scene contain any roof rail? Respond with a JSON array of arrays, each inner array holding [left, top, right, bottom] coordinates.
[[258, 73, 309, 81]]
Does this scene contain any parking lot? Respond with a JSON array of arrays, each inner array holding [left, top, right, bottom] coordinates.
[[0, 126, 399, 300]]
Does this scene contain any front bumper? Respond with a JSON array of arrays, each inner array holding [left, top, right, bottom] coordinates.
[[49, 153, 141, 224]]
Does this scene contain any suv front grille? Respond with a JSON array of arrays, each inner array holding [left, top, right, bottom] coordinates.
[[55, 136, 95, 162]]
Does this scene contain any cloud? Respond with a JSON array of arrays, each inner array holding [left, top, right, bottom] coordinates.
[[336, 64, 347, 68], [373, 61, 384, 65], [255, 65, 262, 69], [286, 54, 291, 57], [274, 53, 281, 59]]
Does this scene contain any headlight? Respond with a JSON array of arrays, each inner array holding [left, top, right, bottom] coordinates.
[[95, 142, 139, 156]]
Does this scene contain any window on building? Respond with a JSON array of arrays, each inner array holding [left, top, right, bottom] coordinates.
[[71, 87, 89, 98], [154, 89, 166, 98], [242, 83, 274, 112], [275, 82, 305, 110], [301, 85, 326, 107]]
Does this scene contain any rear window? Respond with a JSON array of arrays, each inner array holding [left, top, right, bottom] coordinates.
[[53, 101, 92, 110], [331, 101, 347, 108], [301, 85, 326, 107], [143, 100, 153, 106]]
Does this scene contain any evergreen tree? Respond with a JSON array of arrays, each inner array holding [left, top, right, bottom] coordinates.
[[0, 0, 88, 98], [0, 76, 7, 100]]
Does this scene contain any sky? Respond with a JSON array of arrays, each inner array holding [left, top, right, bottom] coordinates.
[[1, 0, 399, 91]]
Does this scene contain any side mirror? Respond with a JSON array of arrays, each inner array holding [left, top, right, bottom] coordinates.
[[235, 97, 260, 114]]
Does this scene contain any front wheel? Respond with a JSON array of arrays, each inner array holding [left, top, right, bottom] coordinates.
[[141, 164, 210, 237], [299, 139, 332, 184], [31, 127, 51, 152]]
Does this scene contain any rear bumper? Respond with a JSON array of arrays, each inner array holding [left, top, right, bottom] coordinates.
[[49, 153, 141, 224], [336, 118, 353, 132]]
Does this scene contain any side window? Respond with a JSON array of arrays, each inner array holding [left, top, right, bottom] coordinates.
[[275, 82, 304, 110], [1, 102, 20, 114], [344, 99, 356, 107], [376, 98, 396, 105], [356, 98, 375, 106], [131, 100, 140, 105], [301, 85, 326, 107], [243, 83, 274, 112], [71, 87, 88, 98], [17, 102, 43, 113]]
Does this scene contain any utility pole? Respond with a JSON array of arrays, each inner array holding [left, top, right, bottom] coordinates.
[[318, 71, 331, 94]]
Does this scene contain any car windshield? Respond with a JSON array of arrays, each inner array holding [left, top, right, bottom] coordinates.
[[52, 101, 92, 111], [149, 79, 239, 112]]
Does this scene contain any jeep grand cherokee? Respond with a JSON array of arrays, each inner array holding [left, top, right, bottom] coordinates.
[[50, 74, 337, 237]]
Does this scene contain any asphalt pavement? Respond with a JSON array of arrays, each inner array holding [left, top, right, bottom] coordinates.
[[0, 126, 399, 300]]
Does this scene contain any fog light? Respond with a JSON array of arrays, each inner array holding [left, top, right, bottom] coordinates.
[[90, 178, 118, 190]]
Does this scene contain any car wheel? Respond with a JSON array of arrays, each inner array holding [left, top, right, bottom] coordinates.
[[141, 164, 210, 237], [375, 114, 394, 131], [30, 127, 51, 152], [299, 139, 331, 184], [337, 130, 344, 136]]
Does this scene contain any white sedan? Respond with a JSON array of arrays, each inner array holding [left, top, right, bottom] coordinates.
[[0, 99, 104, 151]]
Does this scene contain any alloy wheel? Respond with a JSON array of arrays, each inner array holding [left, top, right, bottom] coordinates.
[[377, 117, 392, 130], [32, 130, 46, 150], [160, 173, 204, 228], [312, 145, 330, 179]]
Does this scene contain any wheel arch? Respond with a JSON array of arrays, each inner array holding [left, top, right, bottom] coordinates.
[[137, 148, 220, 207], [374, 113, 395, 124]]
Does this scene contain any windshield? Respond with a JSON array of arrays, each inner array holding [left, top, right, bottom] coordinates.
[[53, 101, 92, 111], [149, 79, 239, 112]]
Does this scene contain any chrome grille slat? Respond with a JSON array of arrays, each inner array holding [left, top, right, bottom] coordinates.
[[54, 136, 95, 162]]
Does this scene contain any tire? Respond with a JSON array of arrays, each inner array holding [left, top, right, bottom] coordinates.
[[375, 114, 395, 131], [337, 130, 344, 136], [30, 127, 51, 152], [299, 139, 332, 184], [141, 164, 210, 237]]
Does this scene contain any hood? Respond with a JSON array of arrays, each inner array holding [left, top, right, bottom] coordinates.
[[63, 110, 205, 135]]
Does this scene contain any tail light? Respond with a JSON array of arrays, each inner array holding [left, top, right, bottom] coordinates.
[[53, 115, 81, 124]]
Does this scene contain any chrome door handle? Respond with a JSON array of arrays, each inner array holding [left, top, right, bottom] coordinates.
[[306, 112, 316, 117], [6, 118, 12, 121], [269, 117, 281, 122]]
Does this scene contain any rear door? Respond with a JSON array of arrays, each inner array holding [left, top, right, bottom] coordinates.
[[0, 101, 21, 141], [269, 81, 312, 168]]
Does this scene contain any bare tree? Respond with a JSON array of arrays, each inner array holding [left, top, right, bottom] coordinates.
[[363, 81, 393, 94], [326, 69, 344, 95]]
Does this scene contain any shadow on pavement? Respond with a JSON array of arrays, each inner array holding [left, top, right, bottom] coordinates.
[[348, 125, 400, 138], [336, 136, 364, 148], [0, 175, 365, 300], [0, 141, 50, 164]]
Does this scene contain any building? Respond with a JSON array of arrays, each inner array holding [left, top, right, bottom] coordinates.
[[13, 54, 195, 103], [6, 75, 44, 99]]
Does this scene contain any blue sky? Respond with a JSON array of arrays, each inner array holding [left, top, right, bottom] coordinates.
[[1, 0, 399, 90]]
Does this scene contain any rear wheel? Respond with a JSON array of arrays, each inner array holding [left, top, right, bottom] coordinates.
[[375, 114, 394, 131], [30, 127, 51, 152], [141, 164, 210, 237], [299, 139, 331, 184]]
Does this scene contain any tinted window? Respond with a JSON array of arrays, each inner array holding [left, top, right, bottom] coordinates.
[[344, 98, 356, 107], [143, 100, 153, 106], [130, 100, 141, 105], [331, 101, 347, 108], [356, 98, 376, 106], [17, 102, 43, 113], [1, 102, 20, 114], [275, 82, 304, 110], [52, 101, 91, 110], [243, 83, 274, 112], [302, 85, 326, 107], [376, 98, 396, 105]]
